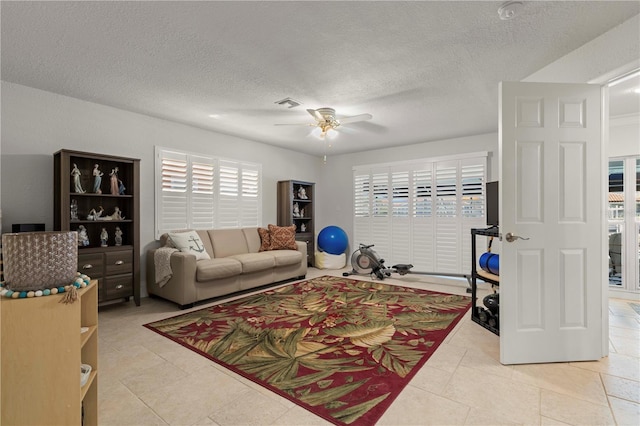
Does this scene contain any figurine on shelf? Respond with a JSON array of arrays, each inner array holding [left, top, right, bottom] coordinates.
[[70, 199, 79, 220], [92, 164, 103, 194], [297, 186, 308, 199], [293, 202, 300, 218], [100, 228, 108, 247], [100, 206, 124, 221], [118, 178, 126, 195], [77, 225, 90, 247], [87, 206, 104, 221], [300, 208, 305, 218], [300, 223, 306, 232], [110, 167, 119, 195], [71, 163, 85, 193], [114, 226, 123, 246]]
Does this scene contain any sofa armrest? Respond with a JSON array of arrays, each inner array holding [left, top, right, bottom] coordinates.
[[295, 240, 307, 258], [295, 240, 308, 275], [147, 249, 198, 306]]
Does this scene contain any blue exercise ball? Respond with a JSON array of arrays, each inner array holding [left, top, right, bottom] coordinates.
[[317, 226, 349, 255]]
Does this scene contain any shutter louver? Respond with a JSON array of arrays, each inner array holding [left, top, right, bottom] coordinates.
[[241, 166, 260, 227], [412, 168, 434, 270], [391, 171, 410, 265], [159, 153, 188, 233], [372, 173, 389, 217], [461, 159, 487, 272], [354, 174, 370, 218], [191, 157, 215, 230], [461, 163, 485, 219], [219, 163, 240, 228]]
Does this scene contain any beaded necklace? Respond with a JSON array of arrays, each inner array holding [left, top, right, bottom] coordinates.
[[0, 272, 91, 300]]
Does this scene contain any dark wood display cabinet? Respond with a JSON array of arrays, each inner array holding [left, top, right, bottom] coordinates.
[[277, 180, 315, 266], [471, 226, 500, 336], [54, 149, 140, 306]]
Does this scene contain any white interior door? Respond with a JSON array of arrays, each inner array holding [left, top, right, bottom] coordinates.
[[499, 81, 607, 365]]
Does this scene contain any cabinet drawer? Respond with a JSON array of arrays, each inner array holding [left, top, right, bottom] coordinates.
[[105, 250, 133, 275], [77, 254, 104, 277], [104, 274, 133, 300]]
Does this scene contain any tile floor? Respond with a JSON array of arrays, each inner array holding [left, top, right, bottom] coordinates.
[[97, 268, 640, 425]]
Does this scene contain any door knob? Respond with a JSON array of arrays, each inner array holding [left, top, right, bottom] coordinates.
[[505, 232, 530, 243]]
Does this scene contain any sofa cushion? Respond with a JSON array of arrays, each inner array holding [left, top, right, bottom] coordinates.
[[209, 229, 249, 258], [169, 230, 211, 260], [229, 253, 275, 274], [196, 258, 242, 281], [268, 224, 297, 250], [243, 227, 262, 253], [264, 249, 303, 267], [257, 227, 271, 252]]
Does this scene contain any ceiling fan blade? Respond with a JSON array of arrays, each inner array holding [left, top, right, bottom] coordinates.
[[307, 109, 325, 122], [274, 123, 315, 127], [337, 113, 373, 125]]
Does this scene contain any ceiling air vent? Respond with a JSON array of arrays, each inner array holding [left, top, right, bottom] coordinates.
[[274, 97, 302, 108]]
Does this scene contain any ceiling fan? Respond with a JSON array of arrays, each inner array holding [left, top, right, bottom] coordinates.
[[276, 107, 373, 138]]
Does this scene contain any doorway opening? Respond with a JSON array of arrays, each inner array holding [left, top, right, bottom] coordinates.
[[607, 69, 640, 299]]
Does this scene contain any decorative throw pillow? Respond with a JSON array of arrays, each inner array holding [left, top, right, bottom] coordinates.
[[168, 231, 211, 260], [267, 224, 297, 250], [258, 227, 271, 252]]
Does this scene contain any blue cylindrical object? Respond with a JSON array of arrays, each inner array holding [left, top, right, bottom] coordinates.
[[317, 226, 349, 255], [479, 252, 499, 275]]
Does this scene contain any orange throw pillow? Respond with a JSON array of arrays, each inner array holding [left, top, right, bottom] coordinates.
[[268, 224, 297, 250], [258, 227, 271, 252]]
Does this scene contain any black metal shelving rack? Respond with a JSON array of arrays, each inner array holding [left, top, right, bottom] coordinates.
[[471, 226, 500, 336]]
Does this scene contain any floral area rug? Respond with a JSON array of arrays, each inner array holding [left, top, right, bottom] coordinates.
[[144, 275, 471, 425]]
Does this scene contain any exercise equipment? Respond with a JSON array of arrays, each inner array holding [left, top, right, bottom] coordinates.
[[342, 243, 472, 292], [315, 251, 347, 269], [478, 235, 499, 275], [479, 252, 500, 275], [317, 226, 349, 255], [477, 292, 499, 328]]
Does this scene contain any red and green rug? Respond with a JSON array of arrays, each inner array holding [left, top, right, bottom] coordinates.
[[144, 275, 471, 425]]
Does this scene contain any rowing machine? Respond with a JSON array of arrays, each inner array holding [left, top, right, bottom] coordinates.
[[342, 243, 472, 293]]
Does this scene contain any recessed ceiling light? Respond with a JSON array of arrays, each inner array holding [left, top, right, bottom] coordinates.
[[633, 87, 640, 94], [208, 114, 221, 119], [498, 1, 523, 20]]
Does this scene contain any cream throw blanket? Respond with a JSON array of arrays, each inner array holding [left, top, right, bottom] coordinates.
[[154, 247, 178, 287]]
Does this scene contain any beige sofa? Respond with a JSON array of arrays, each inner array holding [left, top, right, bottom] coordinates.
[[146, 227, 307, 308]]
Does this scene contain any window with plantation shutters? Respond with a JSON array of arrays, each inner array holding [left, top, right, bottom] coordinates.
[[155, 147, 262, 238], [353, 153, 487, 276]]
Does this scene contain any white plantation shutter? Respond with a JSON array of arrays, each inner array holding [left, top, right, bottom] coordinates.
[[412, 168, 434, 270], [191, 156, 215, 230], [240, 164, 261, 227], [158, 150, 189, 233], [218, 162, 240, 228], [155, 147, 261, 238], [461, 159, 487, 271], [391, 169, 411, 265], [353, 153, 486, 276], [435, 161, 460, 272], [371, 172, 390, 260], [353, 173, 371, 249]]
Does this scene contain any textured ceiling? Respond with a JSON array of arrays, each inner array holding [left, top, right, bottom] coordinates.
[[2, 1, 639, 157]]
